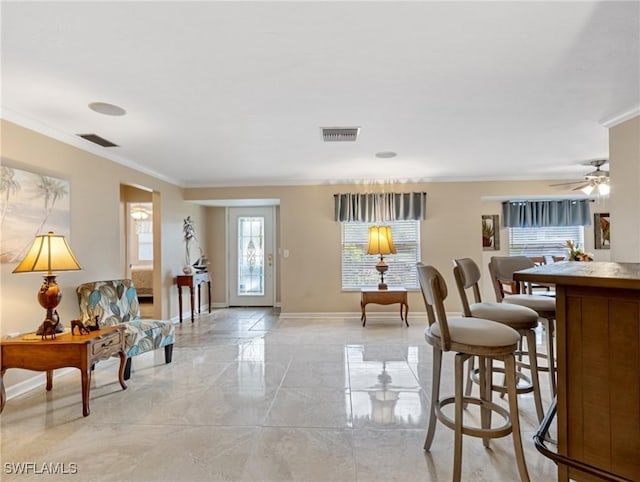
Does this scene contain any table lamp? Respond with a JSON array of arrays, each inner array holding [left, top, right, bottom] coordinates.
[[369, 362, 400, 425], [367, 226, 397, 290], [13, 231, 82, 334]]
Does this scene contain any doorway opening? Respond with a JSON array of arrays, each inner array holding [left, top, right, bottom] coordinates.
[[121, 185, 160, 318]]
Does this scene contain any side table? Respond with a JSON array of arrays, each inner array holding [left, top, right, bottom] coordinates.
[[0, 326, 127, 417], [176, 272, 211, 322], [360, 288, 409, 327]]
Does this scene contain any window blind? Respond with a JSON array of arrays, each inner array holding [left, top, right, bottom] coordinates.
[[341, 220, 419, 289], [508, 226, 584, 257]]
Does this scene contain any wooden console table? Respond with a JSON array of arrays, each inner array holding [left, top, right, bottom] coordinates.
[[360, 288, 409, 327], [176, 272, 211, 322], [0, 326, 127, 417], [515, 262, 640, 481]]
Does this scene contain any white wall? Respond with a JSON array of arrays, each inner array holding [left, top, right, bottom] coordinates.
[[609, 116, 640, 262]]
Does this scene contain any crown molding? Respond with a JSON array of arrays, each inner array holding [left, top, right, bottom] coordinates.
[[600, 105, 640, 128], [1, 107, 181, 187]]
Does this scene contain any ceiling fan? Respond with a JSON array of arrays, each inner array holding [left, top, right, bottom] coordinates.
[[550, 159, 610, 196]]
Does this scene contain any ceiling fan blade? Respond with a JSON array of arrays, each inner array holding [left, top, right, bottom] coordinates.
[[571, 183, 591, 191], [550, 181, 583, 187]]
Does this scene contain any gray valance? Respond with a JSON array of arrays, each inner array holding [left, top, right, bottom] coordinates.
[[334, 192, 427, 222], [502, 199, 591, 228]]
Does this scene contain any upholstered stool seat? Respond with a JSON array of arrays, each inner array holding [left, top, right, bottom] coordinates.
[[503, 294, 556, 313], [429, 317, 521, 348], [418, 264, 531, 482], [469, 302, 540, 327]]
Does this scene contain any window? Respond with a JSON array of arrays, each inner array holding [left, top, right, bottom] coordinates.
[[137, 229, 153, 260], [341, 220, 420, 289], [128, 203, 153, 263], [508, 225, 583, 258]]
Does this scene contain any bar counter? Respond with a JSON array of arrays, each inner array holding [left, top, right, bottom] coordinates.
[[515, 261, 640, 482]]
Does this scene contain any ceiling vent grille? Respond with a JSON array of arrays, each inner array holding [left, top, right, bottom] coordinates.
[[321, 127, 360, 142], [77, 133, 119, 147]]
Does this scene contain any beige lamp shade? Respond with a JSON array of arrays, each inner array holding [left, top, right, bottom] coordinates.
[[367, 226, 397, 256], [13, 231, 82, 274]]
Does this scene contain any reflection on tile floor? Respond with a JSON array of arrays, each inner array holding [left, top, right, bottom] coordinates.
[[0, 308, 557, 481]]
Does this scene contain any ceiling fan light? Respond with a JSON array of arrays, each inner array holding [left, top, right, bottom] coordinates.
[[130, 205, 150, 220], [581, 184, 595, 195], [598, 183, 610, 196]]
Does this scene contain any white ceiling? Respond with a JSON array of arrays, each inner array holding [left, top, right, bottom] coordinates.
[[2, 1, 639, 188]]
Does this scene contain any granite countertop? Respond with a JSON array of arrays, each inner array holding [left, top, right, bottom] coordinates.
[[514, 261, 640, 290]]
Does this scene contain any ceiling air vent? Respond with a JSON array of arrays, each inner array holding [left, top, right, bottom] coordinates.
[[77, 133, 119, 147], [321, 127, 360, 142]]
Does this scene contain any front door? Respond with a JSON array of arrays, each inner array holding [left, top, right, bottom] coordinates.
[[228, 206, 275, 306]]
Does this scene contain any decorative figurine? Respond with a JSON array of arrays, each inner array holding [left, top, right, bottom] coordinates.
[[71, 319, 91, 335], [86, 315, 101, 332], [183, 216, 199, 273], [40, 311, 61, 339]]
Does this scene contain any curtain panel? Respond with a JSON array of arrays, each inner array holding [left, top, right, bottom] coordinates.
[[502, 199, 591, 228], [334, 192, 427, 222]]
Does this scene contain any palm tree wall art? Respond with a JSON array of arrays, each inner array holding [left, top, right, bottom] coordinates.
[[0, 165, 70, 263]]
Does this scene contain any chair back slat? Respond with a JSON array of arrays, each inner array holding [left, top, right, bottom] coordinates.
[[453, 265, 472, 317], [453, 258, 484, 312], [488, 259, 506, 302], [417, 264, 452, 351], [490, 256, 535, 281], [454, 258, 481, 288], [489, 256, 537, 300]]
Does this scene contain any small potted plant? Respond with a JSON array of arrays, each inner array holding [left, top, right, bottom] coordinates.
[[482, 219, 494, 247], [566, 240, 593, 261]]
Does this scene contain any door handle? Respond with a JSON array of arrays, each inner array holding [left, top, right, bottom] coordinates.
[[268, 253, 273, 267]]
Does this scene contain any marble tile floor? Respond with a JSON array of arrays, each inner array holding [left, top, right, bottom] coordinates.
[[0, 308, 557, 481]]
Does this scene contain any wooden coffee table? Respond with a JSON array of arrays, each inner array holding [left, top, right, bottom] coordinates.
[[0, 325, 127, 417]]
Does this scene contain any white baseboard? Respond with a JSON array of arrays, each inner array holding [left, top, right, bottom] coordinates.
[[278, 312, 397, 320], [5, 368, 76, 402], [278, 312, 357, 319], [278, 311, 459, 320], [200, 302, 277, 309]]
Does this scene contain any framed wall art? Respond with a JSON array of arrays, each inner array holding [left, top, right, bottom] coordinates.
[[0, 165, 70, 264], [594, 212, 610, 250], [482, 214, 500, 251]]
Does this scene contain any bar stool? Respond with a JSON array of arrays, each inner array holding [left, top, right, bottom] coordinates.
[[488, 256, 557, 397], [417, 264, 530, 482], [453, 258, 544, 423]]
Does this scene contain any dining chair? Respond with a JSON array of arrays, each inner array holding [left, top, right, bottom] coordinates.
[[488, 256, 557, 396], [453, 258, 544, 422], [417, 264, 530, 482]]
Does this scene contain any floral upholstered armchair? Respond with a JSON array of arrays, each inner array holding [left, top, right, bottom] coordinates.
[[76, 279, 175, 380]]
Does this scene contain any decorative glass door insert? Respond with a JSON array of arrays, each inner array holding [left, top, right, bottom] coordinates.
[[237, 216, 264, 296]]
